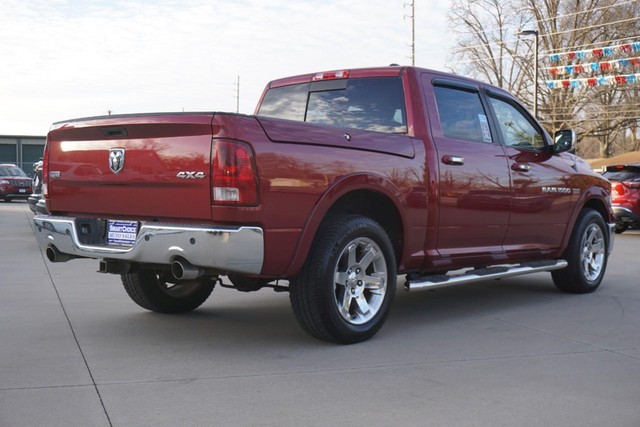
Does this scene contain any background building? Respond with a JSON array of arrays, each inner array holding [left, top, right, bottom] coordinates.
[[0, 135, 46, 174]]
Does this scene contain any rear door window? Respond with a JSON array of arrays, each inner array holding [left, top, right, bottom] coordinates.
[[258, 77, 407, 134], [433, 86, 493, 143]]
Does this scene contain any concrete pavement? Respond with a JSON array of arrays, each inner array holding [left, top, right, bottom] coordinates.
[[1, 201, 639, 426]]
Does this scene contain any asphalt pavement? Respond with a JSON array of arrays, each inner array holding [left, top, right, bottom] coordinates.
[[1, 201, 639, 427]]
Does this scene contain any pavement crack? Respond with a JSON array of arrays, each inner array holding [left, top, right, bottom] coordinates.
[[33, 217, 114, 427], [0, 383, 95, 392]]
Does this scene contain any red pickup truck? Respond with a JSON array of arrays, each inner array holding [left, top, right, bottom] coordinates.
[[34, 66, 614, 343]]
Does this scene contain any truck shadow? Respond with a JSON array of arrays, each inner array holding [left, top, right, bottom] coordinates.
[[76, 273, 607, 384], [97, 273, 564, 348]]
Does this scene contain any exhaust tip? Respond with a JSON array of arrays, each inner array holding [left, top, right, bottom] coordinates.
[[46, 245, 73, 263], [171, 259, 203, 280], [45, 246, 57, 262], [171, 261, 186, 280]]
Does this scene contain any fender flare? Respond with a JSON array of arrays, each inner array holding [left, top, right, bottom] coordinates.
[[282, 173, 411, 277], [558, 186, 613, 255]]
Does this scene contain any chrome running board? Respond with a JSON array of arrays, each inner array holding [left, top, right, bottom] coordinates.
[[404, 260, 568, 291]]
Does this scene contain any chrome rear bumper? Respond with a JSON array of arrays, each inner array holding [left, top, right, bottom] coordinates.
[[33, 215, 264, 275]]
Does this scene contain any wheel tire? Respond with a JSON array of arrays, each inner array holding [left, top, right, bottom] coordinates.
[[614, 224, 627, 234], [552, 209, 609, 294], [289, 215, 397, 344], [121, 270, 215, 313]]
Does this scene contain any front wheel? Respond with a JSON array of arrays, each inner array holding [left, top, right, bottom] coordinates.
[[552, 209, 609, 294], [289, 215, 397, 344], [121, 270, 215, 313]]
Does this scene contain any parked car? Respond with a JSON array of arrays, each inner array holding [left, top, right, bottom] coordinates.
[[0, 164, 32, 202], [603, 163, 640, 233]]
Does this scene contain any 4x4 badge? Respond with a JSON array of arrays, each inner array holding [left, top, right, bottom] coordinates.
[[109, 148, 125, 174]]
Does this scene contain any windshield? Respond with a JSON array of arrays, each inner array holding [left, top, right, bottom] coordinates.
[[0, 165, 27, 178], [0, 166, 28, 177]]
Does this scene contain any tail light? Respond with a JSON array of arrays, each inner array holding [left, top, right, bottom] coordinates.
[[42, 141, 50, 198], [212, 140, 259, 205], [612, 182, 625, 196]]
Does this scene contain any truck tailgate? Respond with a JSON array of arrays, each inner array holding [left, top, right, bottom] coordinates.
[[46, 113, 215, 220]]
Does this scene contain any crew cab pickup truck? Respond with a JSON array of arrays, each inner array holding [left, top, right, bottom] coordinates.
[[33, 66, 614, 343]]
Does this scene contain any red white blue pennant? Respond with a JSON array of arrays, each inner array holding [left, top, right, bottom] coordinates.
[[546, 73, 640, 89], [546, 57, 640, 77], [548, 42, 640, 63]]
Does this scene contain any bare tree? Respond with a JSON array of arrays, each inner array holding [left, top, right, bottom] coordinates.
[[534, 0, 640, 158], [448, 0, 533, 97], [448, 0, 640, 158]]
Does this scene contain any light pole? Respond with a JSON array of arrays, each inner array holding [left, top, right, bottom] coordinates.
[[234, 75, 240, 114], [405, 1, 415, 66], [411, 1, 415, 66], [517, 29, 539, 118]]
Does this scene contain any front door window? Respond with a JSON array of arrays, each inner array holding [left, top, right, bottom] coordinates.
[[488, 97, 545, 150]]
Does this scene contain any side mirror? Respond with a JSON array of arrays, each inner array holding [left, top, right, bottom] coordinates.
[[553, 129, 575, 154]]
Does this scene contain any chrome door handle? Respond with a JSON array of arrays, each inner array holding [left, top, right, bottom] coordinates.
[[511, 163, 530, 172], [442, 155, 465, 165]]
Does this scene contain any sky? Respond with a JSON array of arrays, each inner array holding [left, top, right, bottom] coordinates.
[[0, 0, 453, 136]]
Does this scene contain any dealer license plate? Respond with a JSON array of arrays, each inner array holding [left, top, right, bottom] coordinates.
[[107, 220, 138, 246]]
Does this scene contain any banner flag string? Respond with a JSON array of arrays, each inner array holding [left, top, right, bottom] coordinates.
[[546, 57, 640, 77], [546, 73, 640, 89], [545, 40, 640, 89], [548, 42, 640, 63]]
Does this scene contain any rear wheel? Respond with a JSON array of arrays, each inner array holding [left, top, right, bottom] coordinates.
[[289, 215, 396, 344], [121, 270, 215, 313], [552, 209, 608, 294]]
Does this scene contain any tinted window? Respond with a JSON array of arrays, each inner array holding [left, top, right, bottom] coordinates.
[[306, 78, 406, 133], [433, 86, 492, 143], [489, 97, 545, 149], [258, 83, 309, 121], [258, 77, 407, 133]]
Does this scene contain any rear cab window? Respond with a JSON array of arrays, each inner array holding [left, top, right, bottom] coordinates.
[[258, 76, 407, 134]]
